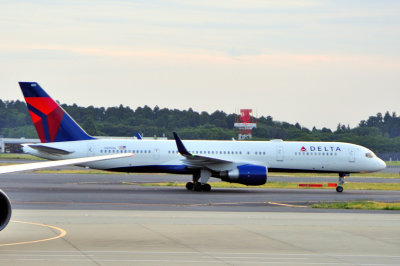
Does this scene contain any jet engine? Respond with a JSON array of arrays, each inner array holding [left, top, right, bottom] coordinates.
[[221, 164, 267, 185], [0, 189, 12, 231]]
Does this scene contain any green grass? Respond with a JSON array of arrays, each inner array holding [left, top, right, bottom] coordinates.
[[312, 201, 400, 210], [270, 172, 399, 179], [1, 154, 399, 179], [385, 161, 400, 166], [5, 166, 399, 178], [0, 153, 43, 160], [341, 182, 400, 190], [139, 181, 400, 191], [35, 169, 123, 174]]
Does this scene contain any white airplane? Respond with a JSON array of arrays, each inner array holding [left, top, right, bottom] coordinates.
[[0, 82, 386, 231]]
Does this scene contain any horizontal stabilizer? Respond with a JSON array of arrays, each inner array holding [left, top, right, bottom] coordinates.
[[0, 153, 133, 174], [28, 144, 73, 155]]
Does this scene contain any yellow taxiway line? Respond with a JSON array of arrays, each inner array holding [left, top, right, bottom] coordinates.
[[0, 220, 67, 247]]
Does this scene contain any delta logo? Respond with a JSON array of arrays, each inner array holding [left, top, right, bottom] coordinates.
[[300, 146, 342, 152]]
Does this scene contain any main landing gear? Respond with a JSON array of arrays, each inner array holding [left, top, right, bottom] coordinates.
[[336, 173, 348, 193], [186, 181, 211, 192], [186, 169, 212, 192]]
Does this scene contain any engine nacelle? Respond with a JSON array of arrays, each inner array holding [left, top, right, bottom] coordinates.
[[221, 164, 267, 185], [0, 189, 12, 231]]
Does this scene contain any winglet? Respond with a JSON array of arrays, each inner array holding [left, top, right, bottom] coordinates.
[[173, 132, 191, 156], [135, 132, 142, 140]]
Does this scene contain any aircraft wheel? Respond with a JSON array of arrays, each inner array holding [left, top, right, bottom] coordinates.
[[202, 184, 211, 192], [336, 186, 343, 193], [186, 182, 194, 190], [194, 182, 202, 192]]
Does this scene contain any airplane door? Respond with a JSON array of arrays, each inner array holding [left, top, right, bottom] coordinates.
[[349, 150, 355, 162], [153, 148, 160, 160], [276, 146, 284, 161], [87, 143, 94, 156]]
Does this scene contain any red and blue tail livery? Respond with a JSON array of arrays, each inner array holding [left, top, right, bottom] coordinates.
[[19, 82, 94, 143]]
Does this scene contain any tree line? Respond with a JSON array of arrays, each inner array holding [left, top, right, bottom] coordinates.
[[1, 99, 400, 153]]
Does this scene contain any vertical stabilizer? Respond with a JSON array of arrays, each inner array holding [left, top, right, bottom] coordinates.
[[19, 82, 94, 143]]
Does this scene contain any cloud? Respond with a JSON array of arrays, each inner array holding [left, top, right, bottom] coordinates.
[[1, 44, 399, 71]]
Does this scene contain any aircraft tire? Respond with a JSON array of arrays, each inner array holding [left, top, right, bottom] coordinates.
[[186, 182, 194, 190], [336, 186, 343, 193], [202, 184, 211, 192], [194, 182, 202, 192]]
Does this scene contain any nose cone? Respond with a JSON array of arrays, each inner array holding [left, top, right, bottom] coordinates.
[[377, 158, 387, 171]]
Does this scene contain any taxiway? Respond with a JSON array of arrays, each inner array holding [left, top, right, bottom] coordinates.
[[1, 170, 400, 265]]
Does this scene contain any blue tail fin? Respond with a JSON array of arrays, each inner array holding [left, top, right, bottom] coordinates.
[[19, 82, 95, 143]]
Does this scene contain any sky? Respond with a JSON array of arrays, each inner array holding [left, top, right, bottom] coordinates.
[[1, 0, 399, 130]]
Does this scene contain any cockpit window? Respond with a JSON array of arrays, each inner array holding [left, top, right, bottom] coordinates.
[[365, 152, 374, 158]]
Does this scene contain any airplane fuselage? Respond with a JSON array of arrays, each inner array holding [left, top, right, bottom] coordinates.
[[23, 138, 386, 177]]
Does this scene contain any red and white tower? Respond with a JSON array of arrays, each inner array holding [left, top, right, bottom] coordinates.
[[234, 109, 257, 140]]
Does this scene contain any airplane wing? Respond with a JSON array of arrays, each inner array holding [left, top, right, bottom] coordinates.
[[0, 153, 133, 174], [173, 132, 232, 167]]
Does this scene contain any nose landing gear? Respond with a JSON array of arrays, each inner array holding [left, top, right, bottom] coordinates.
[[336, 173, 348, 193]]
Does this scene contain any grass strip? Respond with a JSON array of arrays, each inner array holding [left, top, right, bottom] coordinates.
[[0, 153, 43, 160], [386, 161, 400, 166], [1, 154, 399, 166], [33, 169, 124, 174], [139, 181, 400, 191], [312, 201, 400, 210], [3, 167, 398, 179], [270, 172, 399, 179], [1, 154, 399, 178]]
